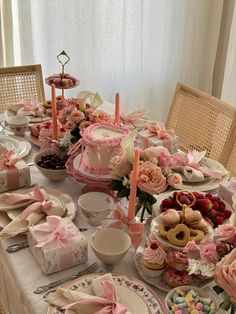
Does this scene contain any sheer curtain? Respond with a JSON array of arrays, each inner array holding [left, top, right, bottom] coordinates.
[[2, 0, 224, 122]]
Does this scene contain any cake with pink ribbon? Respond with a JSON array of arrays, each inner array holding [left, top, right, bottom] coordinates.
[[79, 123, 129, 176]]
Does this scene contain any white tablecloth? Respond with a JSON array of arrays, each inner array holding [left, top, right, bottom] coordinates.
[[0, 138, 168, 314]]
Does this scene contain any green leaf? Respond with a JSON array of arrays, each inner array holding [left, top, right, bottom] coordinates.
[[117, 188, 130, 198], [108, 180, 123, 191]]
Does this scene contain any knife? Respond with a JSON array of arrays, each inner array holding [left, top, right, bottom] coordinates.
[[6, 228, 88, 252]]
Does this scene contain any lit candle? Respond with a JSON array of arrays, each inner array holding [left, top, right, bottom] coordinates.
[[51, 84, 58, 140], [127, 148, 140, 221], [115, 92, 120, 126]]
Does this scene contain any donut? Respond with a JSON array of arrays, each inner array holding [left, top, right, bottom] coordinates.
[[167, 249, 189, 271], [189, 228, 204, 243], [163, 267, 192, 288], [167, 224, 190, 247], [162, 209, 180, 226]]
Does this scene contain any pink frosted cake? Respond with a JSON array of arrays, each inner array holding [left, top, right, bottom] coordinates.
[[80, 123, 130, 175]]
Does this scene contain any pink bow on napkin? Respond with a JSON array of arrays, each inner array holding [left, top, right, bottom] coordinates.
[[6, 185, 52, 220], [147, 122, 175, 140], [107, 207, 144, 249], [34, 216, 78, 248], [120, 109, 145, 123], [62, 280, 128, 314], [186, 151, 223, 179], [0, 150, 21, 171], [17, 94, 43, 111]]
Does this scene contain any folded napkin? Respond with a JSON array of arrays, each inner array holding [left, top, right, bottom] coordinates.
[[0, 185, 65, 238], [183, 166, 206, 182], [46, 273, 132, 314]]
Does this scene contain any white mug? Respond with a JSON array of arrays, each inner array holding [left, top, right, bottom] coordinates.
[[1, 116, 29, 136]]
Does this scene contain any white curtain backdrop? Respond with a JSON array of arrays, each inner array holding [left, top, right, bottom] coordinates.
[[3, 0, 224, 122]]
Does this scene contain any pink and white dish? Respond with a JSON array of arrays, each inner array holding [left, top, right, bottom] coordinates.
[[45, 73, 80, 89], [78, 122, 130, 176], [47, 272, 165, 314]]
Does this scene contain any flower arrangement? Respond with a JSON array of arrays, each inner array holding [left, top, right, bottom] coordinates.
[[184, 224, 236, 313], [108, 131, 183, 221]]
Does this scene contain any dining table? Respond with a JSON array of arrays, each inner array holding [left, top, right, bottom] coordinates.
[[0, 121, 228, 314]]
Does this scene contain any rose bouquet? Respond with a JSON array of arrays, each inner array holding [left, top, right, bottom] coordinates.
[[108, 132, 183, 221], [184, 224, 236, 313]]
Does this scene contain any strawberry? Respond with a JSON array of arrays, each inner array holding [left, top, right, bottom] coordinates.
[[177, 194, 192, 206], [161, 198, 175, 208], [205, 193, 213, 200], [160, 207, 169, 213], [223, 209, 232, 219], [219, 201, 226, 210], [195, 198, 213, 212], [212, 201, 219, 210], [193, 192, 205, 199], [211, 196, 221, 202], [215, 216, 224, 225]]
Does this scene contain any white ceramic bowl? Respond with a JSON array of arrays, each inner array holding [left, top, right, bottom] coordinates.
[[165, 285, 218, 314], [90, 228, 131, 264], [78, 192, 114, 226], [34, 150, 68, 181]]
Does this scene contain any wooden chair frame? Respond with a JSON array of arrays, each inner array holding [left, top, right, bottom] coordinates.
[[166, 82, 236, 175], [0, 64, 45, 112]]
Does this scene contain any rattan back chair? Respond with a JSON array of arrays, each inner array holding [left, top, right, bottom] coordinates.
[[166, 82, 236, 176], [0, 64, 45, 112]]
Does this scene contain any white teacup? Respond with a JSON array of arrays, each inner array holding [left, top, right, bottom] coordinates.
[[78, 192, 114, 226], [4, 116, 29, 136]]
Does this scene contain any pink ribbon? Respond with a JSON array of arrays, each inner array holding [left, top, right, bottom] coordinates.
[[17, 94, 43, 111], [186, 152, 223, 178], [108, 207, 144, 249], [147, 122, 175, 140], [120, 110, 145, 123], [5, 185, 52, 220], [62, 280, 128, 314], [68, 138, 84, 155], [34, 216, 78, 248], [0, 150, 21, 171]]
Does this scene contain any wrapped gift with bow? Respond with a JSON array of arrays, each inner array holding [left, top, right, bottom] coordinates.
[[218, 178, 236, 207], [137, 122, 179, 153], [0, 149, 31, 193], [28, 216, 88, 275]]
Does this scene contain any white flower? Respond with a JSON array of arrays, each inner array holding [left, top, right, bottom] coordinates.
[[199, 262, 215, 277], [188, 259, 215, 277], [188, 259, 202, 275], [122, 178, 130, 188], [59, 132, 72, 148]]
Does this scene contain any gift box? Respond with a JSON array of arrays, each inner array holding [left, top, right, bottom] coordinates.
[[0, 150, 31, 193], [137, 128, 179, 153], [218, 180, 236, 207], [28, 216, 88, 275]]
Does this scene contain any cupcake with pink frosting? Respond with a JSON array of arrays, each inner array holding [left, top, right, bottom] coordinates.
[[142, 241, 167, 278]]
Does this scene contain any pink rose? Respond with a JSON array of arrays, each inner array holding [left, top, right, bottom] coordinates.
[[158, 152, 177, 168], [79, 120, 92, 130], [131, 161, 167, 195], [167, 173, 182, 186], [65, 120, 76, 130], [183, 240, 200, 259], [216, 224, 236, 244], [70, 108, 85, 123], [92, 109, 113, 123], [215, 249, 236, 302], [142, 146, 170, 164], [200, 242, 217, 263], [109, 155, 132, 180]]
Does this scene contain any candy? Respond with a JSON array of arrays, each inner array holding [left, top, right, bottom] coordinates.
[[196, 303, 203, 310], [190, 310, 199, 314], [203, 304, 211, 312], [175, 310, 182, 314], [175, 297, 185, 304]]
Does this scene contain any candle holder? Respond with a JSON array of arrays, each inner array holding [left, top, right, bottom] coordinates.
[[45, 50, 80, 99]]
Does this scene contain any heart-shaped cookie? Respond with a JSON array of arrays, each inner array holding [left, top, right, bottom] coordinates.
[[159, 223, 172, 239], [162, 209, 180, 226], [167, 224, 190, 247], [184, 207, 202, 224], [189, 228, 204, 243]]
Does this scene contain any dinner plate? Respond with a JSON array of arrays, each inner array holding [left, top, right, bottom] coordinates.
[[150, 216, 213, 251], [0, 187, 76, 230], [172, 156, 229, 191], [6, 108, 51, 123], [47, 273, 165, 314], [0, 134, 31, 158], [27, 134, 41, 147], [6, 194, 66, 220], [134, 247, 213, 292]]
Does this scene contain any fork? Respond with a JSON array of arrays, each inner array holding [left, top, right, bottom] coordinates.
[[43, 263, 113, 298]]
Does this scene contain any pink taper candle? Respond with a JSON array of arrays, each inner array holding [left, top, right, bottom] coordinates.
[[115, 92, 120, 126], [51, 84, 58, 140], [127, 148, 140, 221]]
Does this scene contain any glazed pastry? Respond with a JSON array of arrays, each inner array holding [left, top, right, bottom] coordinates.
[[189, 219, 209, 234], [163, 267, 192, 288], [184, 208, 202, 224], [189, 228, 204, 243], [162, 208, 180, 226], [167, 249, 189, 271], [166, 224, 190, 247]]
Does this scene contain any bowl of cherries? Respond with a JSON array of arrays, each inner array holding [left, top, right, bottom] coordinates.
[[34, 150, 69, 181]]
